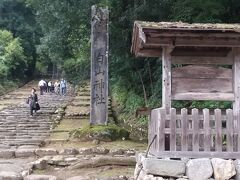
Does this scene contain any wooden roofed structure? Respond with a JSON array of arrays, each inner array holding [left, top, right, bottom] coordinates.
[[132, 21, 240, 57], [131, 21, 240, 158]]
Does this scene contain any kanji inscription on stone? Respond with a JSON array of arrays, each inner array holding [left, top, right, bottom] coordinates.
[[90, 6, 109, 125]]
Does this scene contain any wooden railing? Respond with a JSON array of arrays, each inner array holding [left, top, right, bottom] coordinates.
[[149, 108, 240, 158]]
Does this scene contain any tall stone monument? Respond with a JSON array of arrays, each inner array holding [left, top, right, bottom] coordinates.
[[90, 6, 109, 125]]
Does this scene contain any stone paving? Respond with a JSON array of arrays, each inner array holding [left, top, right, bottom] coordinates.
[[0, 81, 137, 179], [0, 81, 72, 148]]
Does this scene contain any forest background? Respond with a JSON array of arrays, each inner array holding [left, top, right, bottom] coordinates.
[[1, 0, 240, 135]]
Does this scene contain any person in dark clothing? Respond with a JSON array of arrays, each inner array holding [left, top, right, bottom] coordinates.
[[27, 88, 39, 116], [45, 81, 48, 93]]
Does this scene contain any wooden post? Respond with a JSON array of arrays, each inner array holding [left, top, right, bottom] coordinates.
[[162, 47, 173, 113], [181, 108, 188, 151], [90, 6, 109, 125], [233, 47, 240, 150], [215, 109, 222, 152], [192, 108, 199, 152], [203, 108, 211, 151], [226, 109, 234, 152]]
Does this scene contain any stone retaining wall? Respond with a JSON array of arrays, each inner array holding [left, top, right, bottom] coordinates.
[[135, 153, 240, 180], [0, 146, 136, 159]]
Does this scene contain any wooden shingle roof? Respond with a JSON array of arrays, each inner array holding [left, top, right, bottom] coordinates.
[[131, 21, 240, 57]]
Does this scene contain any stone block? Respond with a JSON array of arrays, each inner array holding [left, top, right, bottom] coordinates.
[[66, 176, 90, 180], [211, 158, 236, 180], [186, 158, 213, 180], [24, 175, 57, 180], [109, 149, 124, 155], [59, 148, 79, 155], [32, 158, 48, 170], [124, 150, 135, 156], [0, 149, 15, 158], [35, 148, 58, 157], [142, 158, 185, 177], [91, 147, 109, 154], [18, 145, 39, 150], [234, 159, 240, 180], [0, 171, 22, 180], [15, 149, 35, 158], [78, 148, 93, 155]]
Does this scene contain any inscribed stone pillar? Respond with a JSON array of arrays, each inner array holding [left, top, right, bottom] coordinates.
[[90, 5, 109, 125]]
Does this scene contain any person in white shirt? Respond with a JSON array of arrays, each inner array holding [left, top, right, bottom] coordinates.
[[38, 79, 46, 95], [48, 81, 52, 93]]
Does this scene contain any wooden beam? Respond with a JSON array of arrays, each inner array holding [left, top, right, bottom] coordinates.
[[147, 37, 173, 46], [232, 47, 240, 151], [172, 78, 233, 94], [146, 31, 240, 39], [135, 46, 231, 58], [137, 48, 162, 57], [146, 37, 240, 47], [175, 37, 240, 47], [172, 56, 232, 65], [172, 92, 234, 101], [172, 47, 230, 57], [172, 65, 232, 79], [142, 27, 240, 35], [162, 46, 173, 113]]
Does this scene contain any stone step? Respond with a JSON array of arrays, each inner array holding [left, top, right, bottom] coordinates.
[[0, 121, 52, 124], [0, 134, 49, 139], [0, 123, 51, 126], [77, 92, 90, 96], [0, 80, 85, 147], [2, 140, 43, 146], [0, 133, 50, 137], [0, 125, 50, 129]]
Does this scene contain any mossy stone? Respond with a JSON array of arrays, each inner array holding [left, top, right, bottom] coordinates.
[[70, 124, 129, 142]]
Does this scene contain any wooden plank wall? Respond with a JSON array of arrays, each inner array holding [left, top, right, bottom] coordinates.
[[172, 65, 234, 101], [149, 108, 240, 159]]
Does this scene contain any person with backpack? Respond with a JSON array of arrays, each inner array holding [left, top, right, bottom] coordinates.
[[27, 88, 40, 116]]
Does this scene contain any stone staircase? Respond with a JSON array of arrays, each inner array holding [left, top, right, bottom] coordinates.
[[0, 81, 72, 148], [65, 83, 113, 120], [47, 82, 114, 142]]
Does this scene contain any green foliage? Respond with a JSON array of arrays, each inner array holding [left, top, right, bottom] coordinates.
[[190, 101, 232, 109], [0, 80, 20, 96], [69, 124, 130, 141], [170, 0, 226, 23], [63, 57, 90, 85], [0, 30, 26, 80], [0, 0, 40, 77], [125, 92, 145, 113], [111, 83, 129, 108]]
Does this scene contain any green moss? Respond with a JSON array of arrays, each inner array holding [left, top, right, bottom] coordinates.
[[70, 124, 130, 141]]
